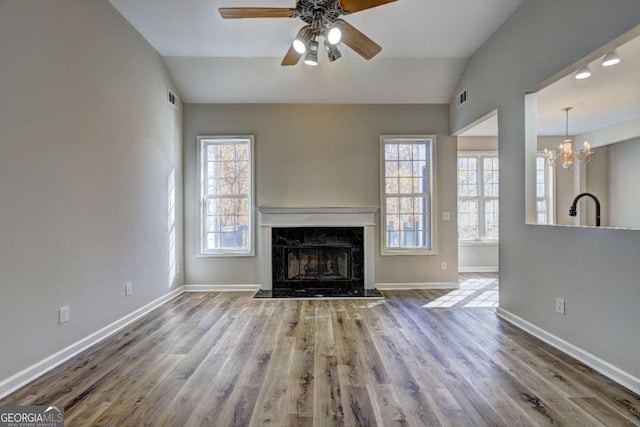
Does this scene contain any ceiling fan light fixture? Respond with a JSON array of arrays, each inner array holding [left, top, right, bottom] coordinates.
[[327, 27, 342, 45], [304, 39, 319, 66], [574, 65, 592, 80], [602, 50, 621, 67], [325, 41, 342, 62], [293, 38, 307, 54]]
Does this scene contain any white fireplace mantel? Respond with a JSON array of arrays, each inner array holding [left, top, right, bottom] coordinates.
[[258, 207, 378, 290]]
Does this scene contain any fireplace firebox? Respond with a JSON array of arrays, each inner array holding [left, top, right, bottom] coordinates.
[[271, 227, 365, 297]]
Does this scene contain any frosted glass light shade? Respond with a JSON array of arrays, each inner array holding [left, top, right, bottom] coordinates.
[[327, 27, 342, 45]]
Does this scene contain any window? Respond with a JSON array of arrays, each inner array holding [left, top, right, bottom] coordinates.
[[380, 136, 436, 255], [536, 154, 554, 224], [198, 136, 254, 256], [458, 152, 499, 242]]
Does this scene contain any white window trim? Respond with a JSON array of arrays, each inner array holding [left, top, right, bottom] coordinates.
[[380, 135, 437, 256], [197, 135, 255, 257], [457, 151, 499, 243]]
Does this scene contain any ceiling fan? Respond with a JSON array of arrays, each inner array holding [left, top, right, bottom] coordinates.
[[219, 0, 398, 66]]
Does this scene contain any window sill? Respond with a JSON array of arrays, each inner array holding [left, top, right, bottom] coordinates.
[[381, 248, 437, 256], [197, 251, 255, 258], [458, 240, 499, 246]]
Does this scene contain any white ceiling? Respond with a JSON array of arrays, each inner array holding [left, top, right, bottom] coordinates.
[[108, 0, 524, 103], [461, 33, 640, 136]]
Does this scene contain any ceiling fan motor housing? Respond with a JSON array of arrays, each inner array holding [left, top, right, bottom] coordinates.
[[297, 0, 343, 25]]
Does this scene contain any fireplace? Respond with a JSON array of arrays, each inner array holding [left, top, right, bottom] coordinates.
[[271, 227, 364, 296], [256, 207, 381, 298]]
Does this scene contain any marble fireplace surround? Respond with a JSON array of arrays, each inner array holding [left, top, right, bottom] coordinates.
[[258, 207, 377, 291]]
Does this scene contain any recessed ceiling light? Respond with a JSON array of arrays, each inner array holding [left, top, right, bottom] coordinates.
[[602, 50, 621, 67], [574, 65, 592, 79]]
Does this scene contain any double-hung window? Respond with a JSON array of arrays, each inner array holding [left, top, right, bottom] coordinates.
[[198, 136, 254, 256], [457, 152, 499, 242], [535, 154, 554, 224], [380, 136, 436, 255]]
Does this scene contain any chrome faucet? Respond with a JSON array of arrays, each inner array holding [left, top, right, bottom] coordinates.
[[569, 192, 601, 227]]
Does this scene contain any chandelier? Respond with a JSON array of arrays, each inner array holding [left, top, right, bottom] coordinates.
[[544, 107, 594, 170]]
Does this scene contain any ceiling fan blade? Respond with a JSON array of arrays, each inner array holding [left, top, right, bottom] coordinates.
[[281, 27, 311, 66], [335, 20, 382, 60], [219, 8, 296, 19], [339, 0, 397, 14], [281, 45, 303, 66]]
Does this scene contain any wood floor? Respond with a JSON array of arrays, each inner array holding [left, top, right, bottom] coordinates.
[[2, 280, 639, 426]]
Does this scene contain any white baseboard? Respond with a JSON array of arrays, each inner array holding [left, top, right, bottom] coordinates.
[[496, 308, 640, 395], [376, 282, 459, 290], [0, 286, 185, 400], [458, 266, 499, 273], [184, 284, 261, 292]]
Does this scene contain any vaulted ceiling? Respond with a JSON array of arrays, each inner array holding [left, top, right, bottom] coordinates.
[[108, 0, 524, 103], [108, 1, 640, 135]]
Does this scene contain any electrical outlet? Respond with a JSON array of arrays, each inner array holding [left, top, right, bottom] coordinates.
[[125, 282, 132, 297], [440, 261, 447, 270], [59, 306, 69, 324], [441, 211, 451, 221], [555, 298, 565, 315]]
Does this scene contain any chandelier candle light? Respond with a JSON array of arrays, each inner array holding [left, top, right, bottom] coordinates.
[[544, 107, 594, 170]]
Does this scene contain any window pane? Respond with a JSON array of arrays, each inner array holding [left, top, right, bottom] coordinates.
[[457, 157, 478, 198], [386, 214, 400, 231], [237, 161, 249, 177], [385, 178, 399, 194], [483, 156, 499, 197], [386, 197, 399, 214], [385, 161, 398, 178], [400, 197, 413, 214], [458, 199, 479, 240], [398, 144, 412, 161], [385, 144, 399, 160], [398, 177, 413, 194], [399, 161, 412, 177], [413, 160, 426, 177], [237, 177, 249, 195], [537, 199, 547, 224], [236, 144, 249, 160], [485, 199, 499, 240]]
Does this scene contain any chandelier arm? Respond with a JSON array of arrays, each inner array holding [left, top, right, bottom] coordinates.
[[575, 152, 592, 164]]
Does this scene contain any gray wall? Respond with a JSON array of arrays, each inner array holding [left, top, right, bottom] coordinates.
[[184, 104, 458, 285], [451, 0, 640, 380], [0, 1, 183, 382], [609, 136, 640, 228]]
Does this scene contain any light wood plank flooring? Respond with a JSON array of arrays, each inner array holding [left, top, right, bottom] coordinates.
[[2, 280, 639, 426]]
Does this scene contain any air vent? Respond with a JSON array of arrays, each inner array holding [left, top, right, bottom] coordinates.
[[457, 88, 468, 106], [167, 89, 179, 109]]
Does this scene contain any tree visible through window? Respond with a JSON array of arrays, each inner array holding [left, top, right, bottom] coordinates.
[[198, 136, 253, 256], [381, 136, 436, 255], [458, 153, 499, 241]]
